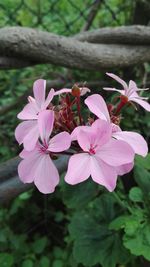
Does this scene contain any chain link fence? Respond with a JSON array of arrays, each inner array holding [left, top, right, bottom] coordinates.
[[0, 0, 133, 35]]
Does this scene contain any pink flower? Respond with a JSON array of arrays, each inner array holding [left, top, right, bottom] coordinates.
[[54, 86, 90, 97], [65, 120, 134, 192], [18, 110, 71, 194], [15, 79, 55, 151], [103, 73, 150, 111], [85, 94, 148, 157]]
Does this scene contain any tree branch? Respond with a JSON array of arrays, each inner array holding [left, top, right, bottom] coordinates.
[[75, 25, 150, 45], [0, 26, 149, 70]]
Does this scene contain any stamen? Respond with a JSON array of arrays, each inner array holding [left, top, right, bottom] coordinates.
[[89, 145, 96, 155]]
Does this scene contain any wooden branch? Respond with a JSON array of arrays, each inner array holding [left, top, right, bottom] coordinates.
[[0, 26, 149, 70], [75, 25, 150, 45], [0, 155, 69, 205], [0, 57, 35, 69], [0, 157, 20, 183]]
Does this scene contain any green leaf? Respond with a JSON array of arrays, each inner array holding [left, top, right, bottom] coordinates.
[[92, 193, 118, 223], [129, 187, 143, 202], [136, 153, 150, 170], [0, 253, 14, 267], [52, 259, 63, 267], [39, 256, 50, 267], [109, 215, 129, 230], [19, 192, 31, 200], [22, 259, 33, 267], [134, 165, 150, 194], [123, 224, 150, 261], [69, 211, 130, 267], [32, 237, 47, 254], [124, 219, 139, 236], [53, 246, 63, 259], [62, 179, 98, 209]]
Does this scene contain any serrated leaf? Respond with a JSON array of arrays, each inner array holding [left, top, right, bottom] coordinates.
[[129, 187, 143, 202], [69, 211, 130, 267], [123, 224, 150, 261], [62, 179, 98, 209]]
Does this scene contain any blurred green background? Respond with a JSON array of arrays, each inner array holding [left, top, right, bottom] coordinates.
[[0, 1, 150, 267]]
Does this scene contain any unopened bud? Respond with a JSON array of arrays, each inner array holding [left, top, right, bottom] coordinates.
[[71, 84, 81, 97]]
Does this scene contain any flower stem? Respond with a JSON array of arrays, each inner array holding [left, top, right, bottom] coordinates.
[[115, 101, 126, 115], [76, 97, 83, 125], [112, 191, 132, 213]]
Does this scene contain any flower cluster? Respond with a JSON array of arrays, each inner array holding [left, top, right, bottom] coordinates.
[[15, 74, 150, 194]]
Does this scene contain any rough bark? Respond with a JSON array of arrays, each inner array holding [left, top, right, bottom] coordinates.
[[0, 56, 34, 69], [75, 25, 150, 44], [0, 155, 69, 205], [0, 26, 149, 70]]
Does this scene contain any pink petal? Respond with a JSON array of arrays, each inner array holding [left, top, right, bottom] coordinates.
[[48, 132, 71, 152], [18, 148, 41, 183], [130, 97, 150, 112], [17, 102, 39, 120], [103, 87, 125, 94], [80, 87, 91, 96], [112, 123, 122, 133], [34, 155, 59, 194], [42, 88, 55, 109], [91, 156, 117, 192], [77, 129, 91, 151], [116, 162, 134, 176], [106, 73, 128, 90], [129, 80, 137, 91], [23, 123, 39, 151], [76, 120, 112, 152], [18, 149, 59, 193], [15, 121, 34, 145], [15, 121, 39, 151], [97, 139, 134, 166], [112, 131, 148, 157], [38, 110, 54, 144], [54, 88, 71, 96], [91, 119, 112, 148], [19, 143, 40, 158], [65, 153, 91, 185], [19, 149, 30, 159], [33, 79, 46, 107], [71, 125, 90, 141], [85, 94, 110, 121]]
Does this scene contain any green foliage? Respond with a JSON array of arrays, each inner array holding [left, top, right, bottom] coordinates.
[[0, 1, 150, 267], [0, 253, 14, 267], [62, 179, 98, 209], [68, 194, 130, 267], [129, 187, 143, 202]]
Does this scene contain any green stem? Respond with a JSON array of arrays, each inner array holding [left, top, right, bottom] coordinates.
[[76, 97, 82, 125], [112, 191, 132, 213]]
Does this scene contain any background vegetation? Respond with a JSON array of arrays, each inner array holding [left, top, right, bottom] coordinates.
[[0, 0, 150, 266]]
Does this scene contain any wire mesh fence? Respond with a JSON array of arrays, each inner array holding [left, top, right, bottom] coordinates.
[[0, 0, 133, 35]]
